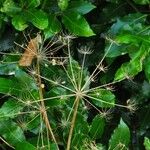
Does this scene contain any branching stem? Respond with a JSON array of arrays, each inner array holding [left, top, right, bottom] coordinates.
[[36, 59, 58, 148]]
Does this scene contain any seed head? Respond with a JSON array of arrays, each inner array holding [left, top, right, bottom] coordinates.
[[126, 99, 137, 113], [78, 46, 93, 55]]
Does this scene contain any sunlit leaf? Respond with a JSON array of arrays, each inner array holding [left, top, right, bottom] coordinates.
[[109, 119, 130, 150], [58, 0, 69, 11], [44, 14, 61, 39], [114, 61, 142, 81], [62, 11, 95, 37], [12, 14, 28, 31], [115, 44, 148, 81], [144, 55, 150, 82], [68, 1, 95, 15], [26, 0, 41, 8], [0, 0, 21, 16], [144, 137, 150, 150], [116, 34, 150, 45], [27, 9, 48, 29]]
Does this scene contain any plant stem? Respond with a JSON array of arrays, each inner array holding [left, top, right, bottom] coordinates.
[[36, 59, 58, 148], [0, 136, 15, 149], [126, 0, 139, 12], [66, 97, 80, 150]]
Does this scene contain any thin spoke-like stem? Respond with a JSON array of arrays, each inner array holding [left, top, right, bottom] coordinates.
[[82, 97, 101, 113], [30, 94, 75, 104], [0, 110, 39, 119], [86, 95, 128, 109], [34, 72, 76, 93], [62, 64, 78, 91], [67, 39, 78, 90], [0, 136, 15, 149], [66, 96, 78, 122], [79, 54, 86, 90], [83, 80, 121, 94], [81, 42, 113, 91]]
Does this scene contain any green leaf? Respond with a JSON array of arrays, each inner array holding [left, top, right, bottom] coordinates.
[[115, 44, 148, 81], [62, 11, 95, 37], [15, 69, 38, 91], [14, 69, 39, 99], [74, 113, 89, 134], [89, 115, 105, 139], [105, 43, 127, 58], [72, 133, 87, 148], [44, 14, 61, 39], [26, 0, 41, 8], [58, 0, 69, 11], [116, 34, 150, 45], [144, 137, 150, 150], [0, 119, 25, 145], [108, 13, 147, 35], [12, 14, 28, 31], [89, 88, 115, 108], [66, 58, 90, 90], [109, 119, 130, 150], [46, 87, 67, 106], [27, 9, 48, 29], [0, 69, 38, 99], [114, 61, 142, 81], [144, 55, 150, 82], [133, 0, 150, 5], [105, 13, 148, 58], [28, 137, 58, 149], [15, 141, 36, 150], [0, 99, 23, 119], [25, 115, 40, 133], [68, 1, 95, 15], [0, 0, 21, 16], [0, 77, 21, 96], [0, 63, 18, 75], [2, 54, 20, 63], [71, 112, 89, 147]]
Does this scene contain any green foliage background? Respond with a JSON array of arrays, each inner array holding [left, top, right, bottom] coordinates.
[[0, 0, 150, 150]]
